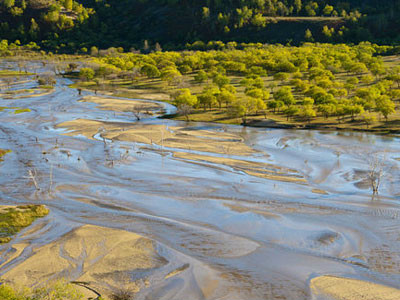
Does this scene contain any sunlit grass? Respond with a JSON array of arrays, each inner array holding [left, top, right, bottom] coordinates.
[[0, 205, 49, 244]]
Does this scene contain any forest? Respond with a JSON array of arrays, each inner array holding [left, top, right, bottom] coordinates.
[[0, 0, 399, 51]]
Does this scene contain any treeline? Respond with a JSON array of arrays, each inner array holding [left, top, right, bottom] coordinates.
[[78, 42, 400, 126], [0, 0, 399, 51]]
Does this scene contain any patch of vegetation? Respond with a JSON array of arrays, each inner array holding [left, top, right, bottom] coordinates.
[[0, 205, 49, 244], [4, 89, 34, 95], [39, 85, 56, 90], [0, 149, 12, 162], [0, 107, 32, 115], [0, 280, 84, 300], [13, 108, 31, 114], [0, 70, 33, 76]]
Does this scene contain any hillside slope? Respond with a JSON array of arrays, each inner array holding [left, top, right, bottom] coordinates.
[[0, 0, 399, 51]]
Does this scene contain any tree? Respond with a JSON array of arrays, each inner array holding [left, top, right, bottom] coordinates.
[[194, 70, 208, 83], [174, 89, 198, 108], [366, 152, 389, 195], [29, 18, 39, 39], [305, 29, 313, 41], [161, 67, 181, 85], [268, 100, 284, 113], [198, 90, 217, 111], [245, 88, 264, 99], [229, 98, 258, 125], [178, 104, 193, 122], [301, 105, 316, 123], [217, 89, 236, 108], [362, 113, 376, 128], [79, 68, 95, 81], [294, 0, 302, 14], [274, 86, 295, 106], [213, 74, 230, 88], [323, 5, 334, 16], [132, 105, 147, 121], [375, 95, 395, 121], [322, 26, 334, 38], [318, 103, 336, 119], [90, 46, 99, 56], [284, 106, 300, 121], [141, 64, 160, 78], [344, 104, 364, 121], [273, 72, 289, 81]]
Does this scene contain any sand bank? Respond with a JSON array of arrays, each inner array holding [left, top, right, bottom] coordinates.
[[57, 119, 256, 155], [310, 275, 400, 300], [173, 152, 306, 183], [1, 225, 166, 298], [80, 95, 163, 113]]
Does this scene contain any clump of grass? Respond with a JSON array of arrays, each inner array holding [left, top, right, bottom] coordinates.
[[0, 204, 49, 244], [39, 85, 55, 90], [13, 108, 31, 114], [0, 149, 11, 161], [0, 70, 34, 76], [5, 89, 34, 95]]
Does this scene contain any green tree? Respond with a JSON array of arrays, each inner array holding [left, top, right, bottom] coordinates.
[[174, 89, 198, 108], [301, 105, 316, 123], [198, 90, 218, 111], [141, 64, 160, 78], [274, 86, 295, 106], [79, 67, 95, 81], [213, 74, 230, 88], [375, 95, 395, 121], [294, 0, 302, 14], [305, 29, 313, 41], [362, 113, 376, 128], [284, 106, 300, 121], [323, 5, 334, 16], [217, 89, 236, 108], [194, 70, 208, 83]]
